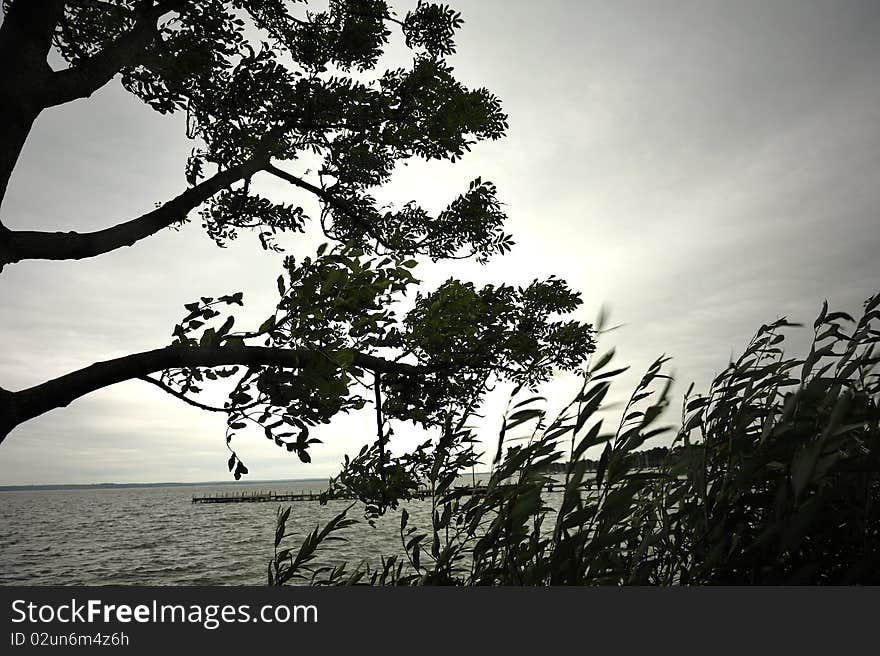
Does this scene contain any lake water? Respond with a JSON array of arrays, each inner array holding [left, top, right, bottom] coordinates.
[[0, 480, 441, 586]]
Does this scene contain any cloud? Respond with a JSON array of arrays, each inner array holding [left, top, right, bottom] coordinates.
[[2, 0, 878, 483]]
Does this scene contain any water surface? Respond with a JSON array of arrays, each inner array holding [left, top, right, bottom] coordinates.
[[0, 481, 435, 585]]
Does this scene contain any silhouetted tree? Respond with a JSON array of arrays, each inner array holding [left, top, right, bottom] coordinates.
[[0, 1, 595, 478]]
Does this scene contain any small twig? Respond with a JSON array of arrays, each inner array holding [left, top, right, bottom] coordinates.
[[139, 374, 262, 413]]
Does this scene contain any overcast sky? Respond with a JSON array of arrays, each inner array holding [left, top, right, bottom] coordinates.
[[1, 0, 879, 485]]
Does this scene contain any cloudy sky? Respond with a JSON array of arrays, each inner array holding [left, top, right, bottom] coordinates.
[[1, 0, 879, 485]]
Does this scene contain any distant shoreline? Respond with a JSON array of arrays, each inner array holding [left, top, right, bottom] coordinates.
[[0, 472, 495, 493], [0, 478, 331, 492]]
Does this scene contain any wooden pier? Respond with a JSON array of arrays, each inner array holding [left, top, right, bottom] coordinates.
[[192, 489, 331, 504], [192, 488, 436, 504], [190, 483, 555, 504]]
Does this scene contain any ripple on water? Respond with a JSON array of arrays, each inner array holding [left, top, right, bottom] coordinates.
[[0, 483, 437, 585]]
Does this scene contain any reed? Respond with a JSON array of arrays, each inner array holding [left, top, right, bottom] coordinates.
[[269, 293, 880, 585]]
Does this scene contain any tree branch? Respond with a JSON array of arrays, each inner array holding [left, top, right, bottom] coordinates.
[[41, 1, 185, 108], [138, 374, 265, 413], [264, 163, 397, 251], [0, 344, 432, 444], [374, 372, 387, 494], [0, 157, 265, 270], [0, 1, 65, 70]]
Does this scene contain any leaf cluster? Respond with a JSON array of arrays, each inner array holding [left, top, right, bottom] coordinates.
[[158, 243, 595, 477], [51, 1, 511, 257]]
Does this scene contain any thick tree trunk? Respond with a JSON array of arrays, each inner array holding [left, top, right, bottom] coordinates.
[[0, 387, 16, 446], [0, 0, 172, 261], [0, 0, 64, 211], [0, 105, 39, 220]]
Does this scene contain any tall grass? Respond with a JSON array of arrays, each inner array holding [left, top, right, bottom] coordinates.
[[269, 294, 880, 585]]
